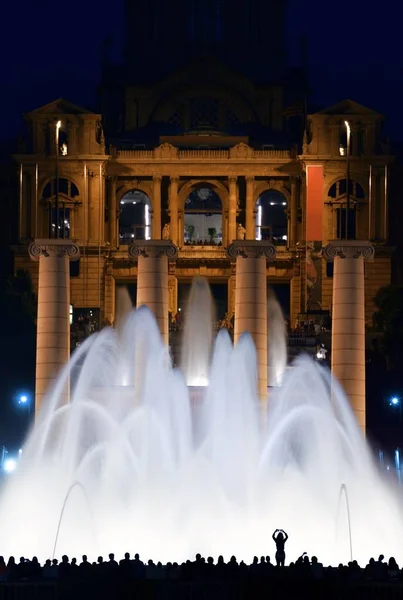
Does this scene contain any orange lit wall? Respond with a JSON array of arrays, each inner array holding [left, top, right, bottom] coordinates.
[[306, 165, 324, 241]]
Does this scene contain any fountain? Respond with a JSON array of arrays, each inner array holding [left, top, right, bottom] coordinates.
[[181, 276, 215, 387], [267, 288, 287, 388], [0, 277, 403, 566]]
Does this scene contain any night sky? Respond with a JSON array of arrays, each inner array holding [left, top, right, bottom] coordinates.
[[1, 0, 402, 141]]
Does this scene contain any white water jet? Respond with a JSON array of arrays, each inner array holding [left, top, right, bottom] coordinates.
[[181, 277, 215, 386], [1, 281, 403, 567], [267, 287, 287, 387], [115, 286, 133, 331]]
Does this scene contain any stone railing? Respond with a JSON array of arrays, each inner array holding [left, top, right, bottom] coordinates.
[[178, 246, 228, 260], [115, 148, 292, 160]]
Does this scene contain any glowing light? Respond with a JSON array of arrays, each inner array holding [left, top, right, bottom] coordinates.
[[391, 397, 400, 406], [188, 375, 209, 387], [339, 145, 345, 156], [56, 121, 62, 130], [145, 204, 151, 240], [19, 395, 28, 404], [132, 201, 136, 205], [256, 205, 262, 241], [3, 458, 17, 474], [282, 202, 287, 206]]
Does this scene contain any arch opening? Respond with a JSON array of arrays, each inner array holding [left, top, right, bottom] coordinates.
[[328, 179, 365, 239], [42, 178, 79, 238], [119, 190, 151, 245], [184, 186, 223, 246], [255, 190, 288, 244]]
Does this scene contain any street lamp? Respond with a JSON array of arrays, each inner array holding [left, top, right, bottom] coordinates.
[[389, 396, 401, 423], [17, 393, 31, 429], [55, 120, 62, 239], [344, 120, 351, 240]]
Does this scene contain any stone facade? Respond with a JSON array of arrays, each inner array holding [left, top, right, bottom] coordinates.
[[14, 97, 392, 334]]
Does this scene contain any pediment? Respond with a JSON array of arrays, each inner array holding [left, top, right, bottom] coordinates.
[[314, 99, 382, 117], [229, 143, 253, 158], [154, 143, 178, 159], [27, 98, 93, 117]]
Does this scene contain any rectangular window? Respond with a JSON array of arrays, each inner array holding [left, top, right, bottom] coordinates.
[[51, 207, 71, 238], [336, 207, 356, 240]]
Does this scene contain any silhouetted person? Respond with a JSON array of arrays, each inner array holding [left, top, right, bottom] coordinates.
[[132, 553, 145, 579], [58, 555, 71, 581], [30, 557, 42, 580], [42, 559, 52, 580], [0, 556, 6, 582], [119, 552, 132, 582], [272, 528, 288, 567]]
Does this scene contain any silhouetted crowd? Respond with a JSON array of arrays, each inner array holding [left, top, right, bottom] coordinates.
[[1, 552, 403, 584]]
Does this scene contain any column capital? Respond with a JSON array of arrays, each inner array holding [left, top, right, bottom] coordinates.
[[153, 175, 162, 183], [226, 241, 276, 261], [128, 240, 178, 260], [29, 239, 80, 261], [245, 176, 255, 183], [323, 240, 375, 261], [169, 176, 179, 184], [228, 176, 238, 184]]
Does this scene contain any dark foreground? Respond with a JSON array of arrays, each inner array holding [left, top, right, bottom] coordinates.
[[1, 579, 403, 600]]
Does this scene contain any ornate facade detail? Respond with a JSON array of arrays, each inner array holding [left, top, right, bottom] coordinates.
[[128, 240, 178, 260], [29, 239, 80, 261], [322, 240, 375, 261], [229, 143, 253, 159], [237, 223, 246, 240], [168, 276, 178, 314], [154, 143, 178, 159], [226, 241, 276, 261]]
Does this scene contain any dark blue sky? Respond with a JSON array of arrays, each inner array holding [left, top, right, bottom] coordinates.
[[1, 0, 402, 140]]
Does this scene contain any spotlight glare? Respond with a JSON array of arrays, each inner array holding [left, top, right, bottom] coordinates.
[[3, 458, 17, 474]]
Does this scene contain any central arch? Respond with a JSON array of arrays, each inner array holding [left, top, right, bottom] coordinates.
[[182, 182, 225, 246], [255, 189, 288, 244], [118, 189, 151, 245]]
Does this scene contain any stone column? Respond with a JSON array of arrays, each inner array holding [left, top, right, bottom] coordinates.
[[152, 176, 162, 239], [98, 165, 105, 243], [228, 176, 238, 243], [323, 240, 375, 434], [29, 239, 80, 413], [169, 177, 179, 246], [290, 177, 298, 246], [245, 176, 255, 239], [227, 241, 276, 400], [108, 176, 117, 247], [128, 241, 178, 344]]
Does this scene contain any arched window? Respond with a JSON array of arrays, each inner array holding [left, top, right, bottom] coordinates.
[[328, 179, 365, 239], [184, 186, 222, 245], [119, 189, 151, 245], [42, 178, 79, 238], [255, 190, 288, 244]]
